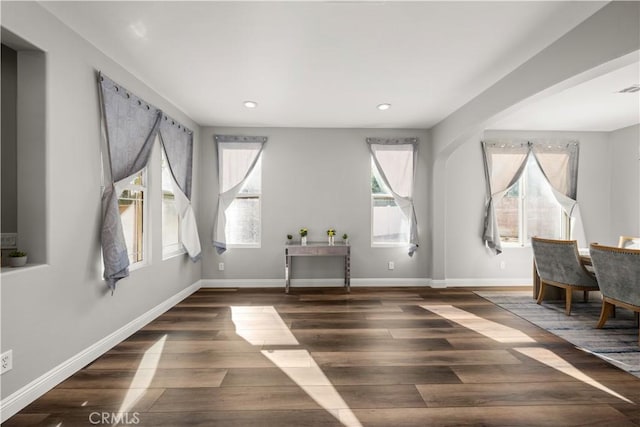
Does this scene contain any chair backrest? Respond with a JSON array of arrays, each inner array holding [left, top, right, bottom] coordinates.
[[590, 243, 640, 306], [531, 237, 597, 287], [618, 236, 640, 249]]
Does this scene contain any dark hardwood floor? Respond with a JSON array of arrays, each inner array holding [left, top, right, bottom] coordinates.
[[5, 287, 640, 426]]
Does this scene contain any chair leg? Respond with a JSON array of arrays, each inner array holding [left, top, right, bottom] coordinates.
[[597, 301, 614, 328], [536, 282, 546, 305], [565, 288, 572, 316], [635, 311, 639, 327], [583, 291, 588, 302]]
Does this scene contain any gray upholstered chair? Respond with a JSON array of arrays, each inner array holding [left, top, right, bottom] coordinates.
[[589, 243, 640, 344], [618, 236, 640, 249], [531, 237, 599, 315]]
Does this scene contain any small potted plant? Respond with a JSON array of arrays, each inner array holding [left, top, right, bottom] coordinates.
[[299, 228, 308, 246], [8, 250, 27, 268], [286, 234, 293, 244], [342, 233, 349, 245], [327, 228, 336, 246]]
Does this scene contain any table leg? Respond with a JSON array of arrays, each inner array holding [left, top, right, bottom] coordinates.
[[285, 255, 291, 293], [533, 260, 540, 299], [345, 254, 351, 293]]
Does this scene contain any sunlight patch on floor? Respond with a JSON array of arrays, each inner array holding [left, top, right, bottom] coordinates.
[[231, 306, 362, 426], [421, 304, 536, 343], [116, 334, 167, 420], [262, 349, 363, 427], [230, 306, 299, 345], [515, 347, 633, 404]]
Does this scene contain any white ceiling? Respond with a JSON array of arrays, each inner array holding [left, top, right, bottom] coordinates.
[[493, 61, 640, 132], [41, 1, 633, 130]]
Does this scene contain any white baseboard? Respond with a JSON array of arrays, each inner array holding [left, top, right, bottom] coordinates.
[[430, 278, 531, 288], [200, 278, 432, 288], [201, 277, 528, 289], [0, 281, 201, 423]]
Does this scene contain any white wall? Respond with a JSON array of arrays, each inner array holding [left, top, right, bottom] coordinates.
[[0, 2, 201, 404], [199, 127, 431, 283], [609, 124, 640, 240], [443, 130, 613, 281]]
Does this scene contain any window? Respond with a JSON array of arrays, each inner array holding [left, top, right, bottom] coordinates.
[[118, 170, 146, 264], [220, 146, 262, 247], [161, 150, 183, 257], [370, 144, 414, 246], [495, 155, 568, 246]]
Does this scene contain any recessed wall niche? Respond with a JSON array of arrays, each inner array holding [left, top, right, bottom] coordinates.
[[1, 30, 47, 266]]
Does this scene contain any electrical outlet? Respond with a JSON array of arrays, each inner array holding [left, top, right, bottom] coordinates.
[[388, 261, 394, 270], [1, 350, 13, 374], [218, 262, 225, 271]]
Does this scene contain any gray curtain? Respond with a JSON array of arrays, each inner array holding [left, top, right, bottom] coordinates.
[[99, 73, 161, 290], [159, 117, 201, 261], [367, 137, 419, 256], [213, 135, 267, 254]]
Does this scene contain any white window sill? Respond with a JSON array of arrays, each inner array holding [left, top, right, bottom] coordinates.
[[128, 261, 148, 272], [163, 249, 187, 260], [227, 244, 261, 249], [371, 243, 409, 248], [1, 263, 49, 276]]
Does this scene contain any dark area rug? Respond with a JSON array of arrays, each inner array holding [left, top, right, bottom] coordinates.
[[476, 290, 640, 378]]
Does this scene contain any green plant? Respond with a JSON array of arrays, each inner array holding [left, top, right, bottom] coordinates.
[[287, 234, 293, 240], [299, 228, 308, 237], [9, 250, 27, 257], [327, 228, 336, 237], [342, 233, 348, 240]]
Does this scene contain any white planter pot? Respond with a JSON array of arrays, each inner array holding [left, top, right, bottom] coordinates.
[[301, 236, 307, 246], [8, 256, 27, 267]]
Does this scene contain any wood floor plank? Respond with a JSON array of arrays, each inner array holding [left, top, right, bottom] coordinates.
[[311, 349, 522, 367], [58, 368, 227, 389], [350, 405, 637, 427], [416, 382, 636, 407], [21, 388, 164, 413], [86, 352, 274, 370]]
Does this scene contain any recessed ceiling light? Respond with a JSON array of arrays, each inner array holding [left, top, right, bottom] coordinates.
[[377, 103, 391, 111], [243, 101, 258, 108], [617, 84, 640, 93]]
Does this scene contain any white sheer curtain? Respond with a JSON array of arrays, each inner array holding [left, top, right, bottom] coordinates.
[[482, 139, 584, 254], [159, 117, 201, 261], [531, 140, 586, 247], [481, 140, 531, 254], [367, 137, 419, 256], [213, 135, 267, 254]]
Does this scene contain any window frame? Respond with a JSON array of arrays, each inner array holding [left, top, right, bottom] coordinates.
[[499, 160, 570, 248], [370, 154, 412, 248], [220, 147, 262, 249], [117, 168, 149, 270], [161, 149, 185, 259]]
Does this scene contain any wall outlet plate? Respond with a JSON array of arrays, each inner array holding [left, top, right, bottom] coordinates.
[[218, 262, 225, 271], [1, 350, 13, 374], [388, 261, 394, 270]]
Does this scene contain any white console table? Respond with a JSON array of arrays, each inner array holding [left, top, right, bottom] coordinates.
[[284, 242, 351, 293]]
